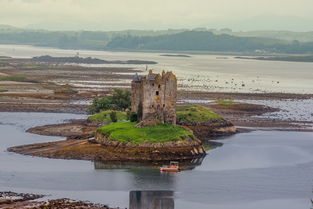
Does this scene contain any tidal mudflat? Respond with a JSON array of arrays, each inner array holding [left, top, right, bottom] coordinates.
[[1, 44, 313, 94]]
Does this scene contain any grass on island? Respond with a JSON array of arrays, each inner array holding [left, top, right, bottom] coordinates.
[[88, 110, 127, 123], [0, 75, 32, 82], [0, 56, 11, 59], [177, 105, 223, 124], [98, 122, 194, 144], [215, 100, 239, 106], [0, 88, 7, 92]]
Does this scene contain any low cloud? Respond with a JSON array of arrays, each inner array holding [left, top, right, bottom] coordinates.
[[1, 0, 313, 31]]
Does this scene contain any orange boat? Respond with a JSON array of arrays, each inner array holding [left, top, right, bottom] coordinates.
[[160, 161, 180, 172]]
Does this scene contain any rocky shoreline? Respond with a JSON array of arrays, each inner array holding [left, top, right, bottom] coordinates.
[[0, 191, 114, 209], [7, 138, 206, 162]]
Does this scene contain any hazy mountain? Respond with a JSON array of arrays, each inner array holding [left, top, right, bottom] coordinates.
[[1, 26, 313, 54]]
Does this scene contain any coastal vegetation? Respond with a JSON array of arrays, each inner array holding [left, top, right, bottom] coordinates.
[[0, 75, 32, 82], [177, 105, 223, 124], [87, 89, 131, 114], [0, 88, 7, 92], [87, 89, 235, 143], [88, 110, 127, 123], [97, 122, 194, 144]]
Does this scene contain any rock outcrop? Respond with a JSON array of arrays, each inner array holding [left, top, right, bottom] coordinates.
[[94, 131, 206, 161], [178, 120, 237, 141]]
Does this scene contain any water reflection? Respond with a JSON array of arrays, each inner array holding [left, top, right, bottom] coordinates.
[[129, 190, 174, 209], [94, 156, 205, 171], [94, 158, 205, 191]]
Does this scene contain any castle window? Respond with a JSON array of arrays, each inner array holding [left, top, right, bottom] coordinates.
[[158, 84, 161, 89], [156, 91, 159, 95], [163, 104, 165, 108], [152, 83, 154, 87], [152, 105, 154, 108]]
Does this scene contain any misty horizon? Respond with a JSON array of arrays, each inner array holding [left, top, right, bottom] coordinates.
[[1, 0, 313, 32]]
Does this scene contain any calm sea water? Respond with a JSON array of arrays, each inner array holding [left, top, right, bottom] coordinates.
[[0, 112, 312, 209], [0, 44, 313, 93]]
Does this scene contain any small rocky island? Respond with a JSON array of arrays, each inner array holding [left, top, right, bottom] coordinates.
[[8, 70, 236, 163], [94, 70, 205, 160]]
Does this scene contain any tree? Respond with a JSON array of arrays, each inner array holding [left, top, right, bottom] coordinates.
[[87, 97, 113, 114], [111, 88, 131, 110], [129, 112, 138, 122], [110, 111, 117, 122], [87, 88, 131, 114]]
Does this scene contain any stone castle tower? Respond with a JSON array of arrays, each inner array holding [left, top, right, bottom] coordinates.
[[131, 70, 177, 126]]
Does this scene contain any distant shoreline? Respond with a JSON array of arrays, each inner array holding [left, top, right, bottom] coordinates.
[[0, 43, 308, 57], [236, 55, 313, 63]]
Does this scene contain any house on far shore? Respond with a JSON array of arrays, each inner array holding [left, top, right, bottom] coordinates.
[[131, 70, 177, 126]]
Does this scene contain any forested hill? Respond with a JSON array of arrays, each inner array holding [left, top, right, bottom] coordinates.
[[106, 31, 313, 53], [1, 26, 313, 54]]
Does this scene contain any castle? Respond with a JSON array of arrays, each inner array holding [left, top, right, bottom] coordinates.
[[131, 70, 177, 126]]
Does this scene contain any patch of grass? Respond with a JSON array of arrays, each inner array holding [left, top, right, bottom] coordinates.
[[177, 105, 223, 124], [216, 100, 239, 105], [0, 56, 10, 58], [98, 122, 194, 144], [88, 110, 127, 123], [0, 75, 31, 82], [0, 88, 8, 92]]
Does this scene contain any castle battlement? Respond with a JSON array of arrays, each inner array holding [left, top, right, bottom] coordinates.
[[131, 70, 177, 126]]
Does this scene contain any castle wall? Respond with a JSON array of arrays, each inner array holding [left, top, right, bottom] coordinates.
[[142, 79, 165, 124], [163, 75, 177, 124], [131, 71, 177, 126], [131, 81, 142, 113]]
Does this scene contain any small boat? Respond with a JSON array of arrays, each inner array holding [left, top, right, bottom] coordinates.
[[160, 161, 180, 172]]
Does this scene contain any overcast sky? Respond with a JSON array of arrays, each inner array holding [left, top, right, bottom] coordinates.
[[1, 0, 313, 31]]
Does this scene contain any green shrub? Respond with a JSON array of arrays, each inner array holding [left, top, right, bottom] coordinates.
[[111, 88, 131, 110], [126, 110, 131, 120], [98, 122, 194, 144], [88, 110, 127, 123], [110, 111, 117, 122], [129, 112, 138, 122], [87, 88, 131, 114]]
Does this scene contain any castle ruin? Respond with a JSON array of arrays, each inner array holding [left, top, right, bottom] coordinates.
[[131, 70, 177, 126]]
